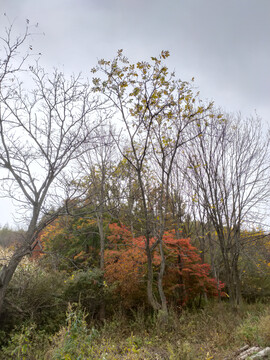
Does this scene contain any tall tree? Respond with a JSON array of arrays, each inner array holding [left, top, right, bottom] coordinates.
[[78, 123, 120, 270], [92, 50, 212, 316], [0, 24, 99, 313], [183, 113, 270, 305]]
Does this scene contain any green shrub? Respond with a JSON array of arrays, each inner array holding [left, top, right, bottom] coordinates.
[[257, 314, 270, 346], [49, 303, 99, 360], [236, 307, 270, 346], [241, 270, 270, 303], [0, 323, 51, 360], [63, 268, 114, 318], [236, 316, 260, 345], [5, 260, 67, 333]]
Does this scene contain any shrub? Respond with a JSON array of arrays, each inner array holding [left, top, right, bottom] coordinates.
[[105, 224, 224, 309], [0, 323, 51, 360], [49, 303, 99, 360], [5, 258, 67, 333], [236, 307, 270, 346], [36, 216, 101, 271], [257, 314, 270, 346], [241, 268, 270, 303], [62, 268, 113, 318]]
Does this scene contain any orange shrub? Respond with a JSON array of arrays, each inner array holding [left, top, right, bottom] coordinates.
[[105, 224, 225, 308]]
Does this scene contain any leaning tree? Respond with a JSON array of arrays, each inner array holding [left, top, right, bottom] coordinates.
[[0, 23, 99, 313]]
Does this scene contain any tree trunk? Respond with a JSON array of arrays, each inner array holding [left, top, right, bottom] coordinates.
[[97, 215, 105, 271], [0, 245, 30, 313], [146, 245, 160, 310], [223, 261, 241, 306], [158, 241, 168, 316], [232, 254, 242, 305], [97, 214, 106, 321]]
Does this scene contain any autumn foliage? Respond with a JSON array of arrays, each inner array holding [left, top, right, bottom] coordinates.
[[33, 219, 224, 307], [105, 224, 225, 307], [31, 216, 100, 268], [163, 232, 225, 305]]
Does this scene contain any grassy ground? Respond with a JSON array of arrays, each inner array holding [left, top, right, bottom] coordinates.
[[1, 301, 270, 359]]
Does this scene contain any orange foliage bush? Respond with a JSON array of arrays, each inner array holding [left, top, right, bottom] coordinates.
[[105, 224, 225, 307], [163, 231, 225, 305]]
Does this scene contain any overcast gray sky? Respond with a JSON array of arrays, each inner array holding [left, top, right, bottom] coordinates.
[[1, 0, 270, 227]]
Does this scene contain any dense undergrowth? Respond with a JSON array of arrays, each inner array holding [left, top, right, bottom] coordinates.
[[0, 245, 270, 359], [1, 301, 270, 359]]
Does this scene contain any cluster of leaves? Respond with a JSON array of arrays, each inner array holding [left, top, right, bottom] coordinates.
[[31, 220, 225, 309], [163, 231, 225, 305], [34, 216, 100, 270], [105, 224, 225, 308], [0, 323, 51, 360], [62, 268, 112, 317], [105, 223, 150, 308]]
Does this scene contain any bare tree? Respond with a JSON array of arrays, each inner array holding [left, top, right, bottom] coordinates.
[[0, 25, 99, 313], [75, 123, 122, 320], [77, 123, 120, 270], [183, 113, 270, 305]]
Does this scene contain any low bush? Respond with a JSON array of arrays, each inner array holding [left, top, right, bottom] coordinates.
[[257, 314, 270, 346], [236, 305, 270, 347], [5, 259, 67, 333], [0, 323, 51, 360], [62, 268, 115, 319], [48, 303, 99, 360]]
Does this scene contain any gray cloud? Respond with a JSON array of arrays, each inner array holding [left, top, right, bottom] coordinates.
[[1, 0, 270, 225], [1, 0, 269, 122]]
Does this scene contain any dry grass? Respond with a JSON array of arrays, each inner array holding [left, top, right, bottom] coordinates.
[[1, 301, 270, 359]]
